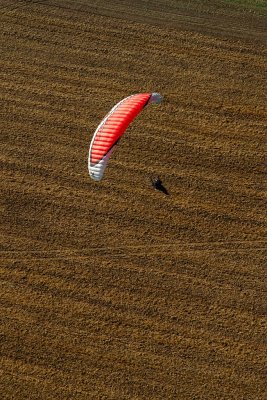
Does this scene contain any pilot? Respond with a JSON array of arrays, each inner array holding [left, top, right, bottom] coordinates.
[[151, 176, 162, 190], [151, 176, 169, 195]]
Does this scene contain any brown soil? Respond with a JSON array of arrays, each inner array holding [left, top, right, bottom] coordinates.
[[1, 1, 267, 399]]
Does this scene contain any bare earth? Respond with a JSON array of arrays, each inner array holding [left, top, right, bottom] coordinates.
[[1, 0, 267, 399]]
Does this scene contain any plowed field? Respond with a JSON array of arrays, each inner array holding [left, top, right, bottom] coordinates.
[[1, 1, 267, 399]]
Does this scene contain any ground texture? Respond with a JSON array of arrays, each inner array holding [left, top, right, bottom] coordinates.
[[1, 0, 267, 399]]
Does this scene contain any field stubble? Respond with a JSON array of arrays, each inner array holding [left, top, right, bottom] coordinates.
[[1, 0, 267, 399]]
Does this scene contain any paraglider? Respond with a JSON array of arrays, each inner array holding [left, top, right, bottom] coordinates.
[[88, 92, 163, 181]]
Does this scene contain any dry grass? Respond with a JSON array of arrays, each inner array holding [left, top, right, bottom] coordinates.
[[1, 0, 267, 399]]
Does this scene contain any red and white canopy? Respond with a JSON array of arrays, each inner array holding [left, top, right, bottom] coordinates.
[[88, 92, 162, 181]]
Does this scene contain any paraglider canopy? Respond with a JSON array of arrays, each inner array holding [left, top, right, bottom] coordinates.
[[88, 92, 163, 181]]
